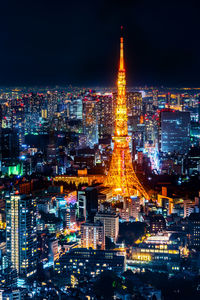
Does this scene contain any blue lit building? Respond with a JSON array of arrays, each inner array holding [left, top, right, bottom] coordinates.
[[160, 110, 190, 154]]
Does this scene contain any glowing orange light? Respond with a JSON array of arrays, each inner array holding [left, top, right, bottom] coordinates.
[[104, 34, 149, 200]]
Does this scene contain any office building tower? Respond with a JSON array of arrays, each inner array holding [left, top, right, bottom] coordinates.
[[81, 222, 105, 250], [11, 102, 25, 148], [131, 197, 141, 220], [153, 90, 158, 107], [94, 211, 119, 242], [46, 91, 58, 119], [188, 213, 200, 248], [82, 97, 99, 146], [6, 193, 37, 279], [1, 128, 19, 166], [122, 197, 141, 220], [98, 94, 113, 138], [160, 110, 190, 154], [24, 93, 45, 134], [126, 92, 142, 117], [69, 98, 83, 120], [78, 187, 98, 221]]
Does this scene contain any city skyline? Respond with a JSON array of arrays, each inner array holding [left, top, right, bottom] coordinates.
[[0, 1, 200, 298]]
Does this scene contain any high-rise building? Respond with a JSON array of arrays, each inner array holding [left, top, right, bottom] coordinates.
[[94, 211, 119, 243], [69, 98, 83, 120], [104, 35, 149, 200], [128, 196, 141, 220], [24, 92, 45, 134], [11, 103, 25, 148], [78, 187, 98, 221], [82, 97, 99, 146], [188, 213, 200, 248], [6, 193, 37, 279], [46, 91, 58, 119], [81, 222, 105, 250], [152, 90, 158, 107], [126, 92, 142, 117], [160, 110, 190, 154], [98, 94, 113, 138], [1, 128, 19, 166]]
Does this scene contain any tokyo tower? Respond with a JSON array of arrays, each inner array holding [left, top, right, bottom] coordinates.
[[104, 34, 149, 200]]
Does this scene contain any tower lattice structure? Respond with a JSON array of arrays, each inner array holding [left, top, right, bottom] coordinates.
[[104, 36, 149, 200]]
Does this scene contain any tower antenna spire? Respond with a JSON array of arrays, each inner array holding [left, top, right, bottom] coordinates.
[[120, 26, 124, 71]]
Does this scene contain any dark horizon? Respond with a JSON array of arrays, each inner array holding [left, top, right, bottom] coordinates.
[[1, 0, 200, 87]]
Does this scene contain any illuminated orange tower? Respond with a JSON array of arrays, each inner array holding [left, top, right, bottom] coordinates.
[[105, 34, 149, 200]]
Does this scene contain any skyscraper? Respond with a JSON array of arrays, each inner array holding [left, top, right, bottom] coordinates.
[[6, 193, 37, 279], [98, 94, 113, 138], [188, 213, 200, 248], [126, 92, 142, 117], [69, 98, 83, 120], [160, 110, 190, 154], [1, 128, 19, 166], [78, 187, 98, 222], [82, 97, 99, 146], [104, 34, 149, 200]]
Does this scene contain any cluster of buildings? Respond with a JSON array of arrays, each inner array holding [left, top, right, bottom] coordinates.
[[0, 38, 200, 299], [0, 87, 199, 180]]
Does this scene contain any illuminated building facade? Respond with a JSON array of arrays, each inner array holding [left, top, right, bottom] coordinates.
[[128, 233, 181, 273], [81, 222, 105, 250], [125, 196, 141, 220], [160, 110, 190, 154], [78, 187, 98, 222], [188, 213, 200, 248], [69, 98, 83, 120], [24, 92, 45, 134], [105, 35, 149, 199], [54, 172, 105, 188], [1, 128, 19, 166], [6, 193, 37, 278], [113, 91, 142, 118], [150, 215, 166, 233], [11, 103, 25, 147], [126, 92, 142, 117], [55, 248, 125, 277], [82, 97, 99, 146], [94, 211, 119, 243], [98, 94, 113, 138]]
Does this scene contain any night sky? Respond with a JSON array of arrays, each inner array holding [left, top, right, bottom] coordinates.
[[1, 0, 200, 87]]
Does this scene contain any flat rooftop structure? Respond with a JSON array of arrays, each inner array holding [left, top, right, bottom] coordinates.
[[54, 174, 105, 187], [145, 232, 171, 244]]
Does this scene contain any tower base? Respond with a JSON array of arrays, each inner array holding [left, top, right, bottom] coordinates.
[[105, 140, 149, 200]]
